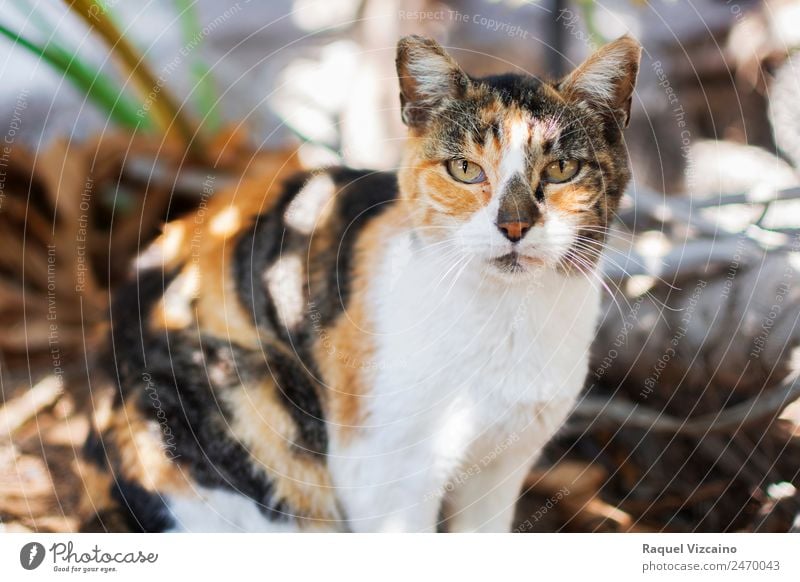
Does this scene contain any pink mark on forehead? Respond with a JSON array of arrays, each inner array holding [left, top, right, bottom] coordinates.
[[531, 116, 561, 142], [501, 113, 560, 149]]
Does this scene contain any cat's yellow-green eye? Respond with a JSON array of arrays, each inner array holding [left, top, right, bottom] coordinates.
[[446, 159, 486, 184], [542, 159, 581, 183]]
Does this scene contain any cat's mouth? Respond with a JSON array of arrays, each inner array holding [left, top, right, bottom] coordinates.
[[490, 251, 545, 273]]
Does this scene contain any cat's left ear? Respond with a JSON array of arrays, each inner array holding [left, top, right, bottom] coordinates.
[[558, 35, 642, 127], [396, 35, 469, 128]]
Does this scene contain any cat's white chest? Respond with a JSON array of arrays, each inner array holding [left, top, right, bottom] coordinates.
[[368, 234, 601, 443]]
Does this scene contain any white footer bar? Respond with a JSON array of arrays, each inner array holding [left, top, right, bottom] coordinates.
[[1, 533, 797, 581]]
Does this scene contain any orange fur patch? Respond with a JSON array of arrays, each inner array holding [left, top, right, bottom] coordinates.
[[548, 185, 598, 215], [108, 399, 189, 495], [147, 149, 303, 347], [221, 380, 339, 525], [314, 203, 410, 441], [423, 171, 486, 218]]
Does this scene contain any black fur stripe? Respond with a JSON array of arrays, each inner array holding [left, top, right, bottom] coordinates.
[[232, 167, 398, 453], [262, 344, 328, 456], [308, 168, 398, 327], [112, 478, 174, 532]]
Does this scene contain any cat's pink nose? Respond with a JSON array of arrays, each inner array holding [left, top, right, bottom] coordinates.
[[496, 221, 531, 243]]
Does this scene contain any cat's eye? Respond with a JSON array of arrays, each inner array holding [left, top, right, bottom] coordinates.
[[542, 159, 581, 184], [446, 159, 486, 184]]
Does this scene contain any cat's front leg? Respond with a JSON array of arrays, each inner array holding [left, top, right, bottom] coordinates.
[[445, 400, 575, 533], [444, 433, 539, 533], [329, 430, 451, 532]]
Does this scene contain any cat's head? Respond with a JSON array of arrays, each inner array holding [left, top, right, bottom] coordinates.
[[395, 35, 640, 280]]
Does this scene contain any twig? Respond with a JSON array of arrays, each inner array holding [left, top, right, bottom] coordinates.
[[566, 374, 800, 437], [67, 0, 202, 152], [600, 236, 763, 280], [619, 185, 731, 239], [690, 185, 800, 209], [0, 376, 63, 438]]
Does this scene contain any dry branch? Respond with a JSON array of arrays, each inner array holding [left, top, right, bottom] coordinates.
[[0, 376, 63, 439]]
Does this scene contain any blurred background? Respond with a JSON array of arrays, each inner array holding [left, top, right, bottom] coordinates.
[[2, 0, 796, 185], [1, 0, 800, 533]]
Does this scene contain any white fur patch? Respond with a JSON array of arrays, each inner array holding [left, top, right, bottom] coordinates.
[[166, 487, 303, 532], [328, 231, 601, 532], [499, 120, 530, 189], [264, 253, 305, 331], [285, 173, 336, 234]]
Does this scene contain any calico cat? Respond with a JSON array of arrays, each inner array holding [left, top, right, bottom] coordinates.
[[85, 34, 640, 532]]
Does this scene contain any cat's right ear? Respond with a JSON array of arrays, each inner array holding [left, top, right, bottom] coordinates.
[[396, 35, 468, 128], [558, 35, 641, 128]]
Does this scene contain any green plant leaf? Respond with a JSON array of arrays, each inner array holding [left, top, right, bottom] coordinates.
[[0, 23, 151, 130], [174, 0, 222, 133]]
